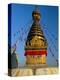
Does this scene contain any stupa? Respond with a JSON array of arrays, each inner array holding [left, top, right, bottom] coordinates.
[[24, 7, 48, 65]]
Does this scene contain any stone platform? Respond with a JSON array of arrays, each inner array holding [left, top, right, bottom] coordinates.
[[8, 65, 58, 76]]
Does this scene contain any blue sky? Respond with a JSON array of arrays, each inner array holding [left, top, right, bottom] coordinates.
[[9, 4, 58, 66]]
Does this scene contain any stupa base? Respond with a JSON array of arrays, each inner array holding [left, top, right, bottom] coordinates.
[[8, 66, 58, 76]]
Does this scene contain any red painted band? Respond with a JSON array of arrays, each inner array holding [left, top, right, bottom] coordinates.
[[25, 50, 47, 56]]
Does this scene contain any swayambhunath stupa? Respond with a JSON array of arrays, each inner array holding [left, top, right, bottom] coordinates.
[[25, 7, 48, 65]]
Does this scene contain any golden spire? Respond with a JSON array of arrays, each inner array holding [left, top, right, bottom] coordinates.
[[25, 6, 47, 50]]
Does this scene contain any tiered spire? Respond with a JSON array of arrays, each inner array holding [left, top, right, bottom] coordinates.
[[25, 6, 47, 50]]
